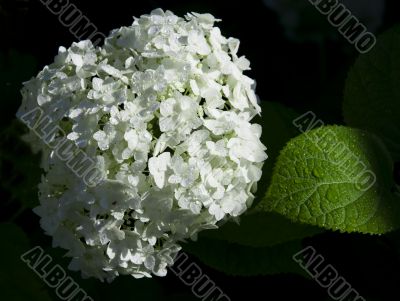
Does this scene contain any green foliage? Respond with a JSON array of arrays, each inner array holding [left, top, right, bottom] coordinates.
[[344, 26, 400, 161], [257, 125, 400, 234]]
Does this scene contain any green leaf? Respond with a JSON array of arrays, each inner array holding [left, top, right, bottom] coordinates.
[[183, 238, 306, 277], [343, 25, 400, 161], [0, 223, 52, 301], [258, 125, 400, 234], [254, 101, 299, 205], [200, 212, 322, 247]]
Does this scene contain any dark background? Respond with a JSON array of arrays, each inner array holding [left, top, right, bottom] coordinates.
[[1, 0, 399, 300]]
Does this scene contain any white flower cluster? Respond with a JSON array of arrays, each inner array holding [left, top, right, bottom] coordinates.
[[17, 9, 267, 281]]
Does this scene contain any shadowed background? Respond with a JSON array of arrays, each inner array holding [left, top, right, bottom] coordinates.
[[0, 0, 399, 300]]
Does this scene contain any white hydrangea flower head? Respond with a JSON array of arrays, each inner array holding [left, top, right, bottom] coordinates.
[[264, 0, 385, 41], [17, 9, 267, 281]]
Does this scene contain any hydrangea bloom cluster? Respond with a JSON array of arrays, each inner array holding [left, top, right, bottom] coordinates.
[[17, 9, 267, 281]]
